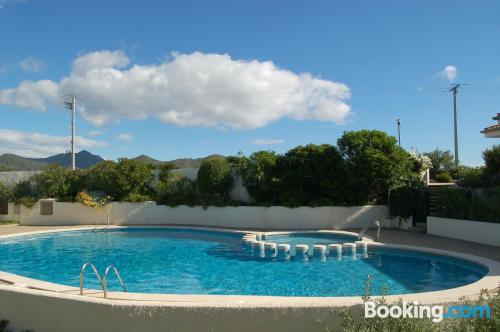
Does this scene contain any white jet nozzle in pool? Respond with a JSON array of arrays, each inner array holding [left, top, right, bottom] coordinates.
[[327, 244, 342, 260], [264, 242, 277, 257], [355, 241, 368, 253], [295, 244, 309, 261], [277, 244, 291, 260], [343, 243, 357, 258], [255, 241, 265, 258], [313, 244, 327, 262]]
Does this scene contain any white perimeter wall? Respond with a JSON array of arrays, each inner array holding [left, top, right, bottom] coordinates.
[[9, 201, 387, 230], [427, 216, 500, 247]]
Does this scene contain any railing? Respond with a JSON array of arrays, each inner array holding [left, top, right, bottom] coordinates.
[[103, 265, 127, 298], [358, 220, 380, 241], [79, 262, 104, 295]]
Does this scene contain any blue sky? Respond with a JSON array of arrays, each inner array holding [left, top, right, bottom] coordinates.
[[0, 0, 499, 165]]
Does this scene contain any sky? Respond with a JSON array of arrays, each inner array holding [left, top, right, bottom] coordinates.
[[0, 0, 499, 165]]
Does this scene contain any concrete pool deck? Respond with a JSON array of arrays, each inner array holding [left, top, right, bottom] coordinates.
[[0, 224, 499, 332]]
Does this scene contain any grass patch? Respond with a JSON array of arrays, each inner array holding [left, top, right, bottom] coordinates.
[[0, 220, 17, 225]]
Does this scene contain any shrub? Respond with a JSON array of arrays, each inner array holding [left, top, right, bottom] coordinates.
[[435, 171, 453, 183], [423, 148, 455, 179], [10, 180, 37, 207], [158, 176, 199, 206], [0, 319, 32, 332], [0, 181, 9, 201], [197, 158, 233, 204], [483, 145, 500, 177], [456, 166, 487, 187], [389, 186, 417, 219], [274, 144, 348, 206], [156, 163, 177, 194], [337, 130, 417, 205], [87, 159, 153, 201], [434, 187, 500, 223], [31, 164, 87, 201], [326, 278, 500, 332], [236, 151, 279, 204]]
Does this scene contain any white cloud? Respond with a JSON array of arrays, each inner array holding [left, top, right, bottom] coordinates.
[[20, 57, 46, 73], [439, 65, 457, 82], [0, 50, 352, 130], [87, 130, 102, 137], [117, 133, 133, 142], [0, 129, 107, 157], [251, 138, 285, 145], [0, 0, 28, 10]]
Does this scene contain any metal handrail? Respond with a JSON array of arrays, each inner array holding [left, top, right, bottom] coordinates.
[[103, 265, 127, 298], [79, 262, 104, 295], [358, 220, 380, 241]]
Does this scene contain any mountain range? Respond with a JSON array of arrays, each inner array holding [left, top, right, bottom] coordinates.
[[0, 151, 224, 171]]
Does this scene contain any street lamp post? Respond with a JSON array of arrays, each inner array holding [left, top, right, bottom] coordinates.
[[396, 118, 401, 147]]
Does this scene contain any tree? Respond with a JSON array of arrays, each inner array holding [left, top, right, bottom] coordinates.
[[274, 144, 347, 206], [236, 151, 279, 204], [483, 145, 500, 178], [31, 164, 86, 201], [87, 159, 153, 201], [337, 130, 416, 205], [197, 157, 233, 204], [423, 148, 455, 179]]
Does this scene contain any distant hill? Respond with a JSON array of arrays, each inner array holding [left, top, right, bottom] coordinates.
[[132, 154, 164, 166], [0, 150, 225, 171], [133, 154, 225, 168], [0, 150, 104, 171]]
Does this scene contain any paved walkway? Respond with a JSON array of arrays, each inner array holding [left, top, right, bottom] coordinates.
[[360, 228, 500, 262], [1, 224, 499, 262]]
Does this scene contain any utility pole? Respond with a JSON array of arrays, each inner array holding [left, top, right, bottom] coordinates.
[[64, 97, 77, 170], [449, 84, 464, 169], [396, 118, 401, 147]]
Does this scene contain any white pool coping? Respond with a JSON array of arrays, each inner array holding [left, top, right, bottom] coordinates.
[[0, 225, 499, 308]]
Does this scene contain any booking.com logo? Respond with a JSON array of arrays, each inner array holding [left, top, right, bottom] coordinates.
[[365, 301, 491, 322]]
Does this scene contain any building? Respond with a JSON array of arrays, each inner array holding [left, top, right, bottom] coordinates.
[[481, 113, 500, 138]]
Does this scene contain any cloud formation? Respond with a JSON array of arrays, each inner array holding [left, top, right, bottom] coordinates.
[[117, 133, 133, 142], [0, 50, 352, 130], [251, 138, 285, 145], [0, 0, 28, 10], [0, 129, 106, 157], [20, 57, 46, 73], [439, 65, 457, 82]]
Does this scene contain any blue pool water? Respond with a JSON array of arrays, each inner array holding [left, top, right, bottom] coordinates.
[[0, 228, 488, 297]]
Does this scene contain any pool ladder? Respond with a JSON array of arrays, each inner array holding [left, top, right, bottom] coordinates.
[[358, 219, 380, 241], [79, 262, 127, 298]]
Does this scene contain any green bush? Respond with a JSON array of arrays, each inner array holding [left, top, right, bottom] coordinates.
[[0, 319, 32, 332], [10, 180, 37, 207], [197, 157, 233, 205], [424, 148, 455, 179], [483, 145, 500, 177], [337, 130, 417, 205], [31, 164, 87, 201], [236, 151, 279, 205], [434, 187, 500, 223], [87, 159, 153, 201], [158, 176, 199, 206], [435, 171, 453, 183], [327, 279, 500, 332], [456, 166, 487, 187], [389, 186, 417, 219], [274, 144, 348, 207], [0, 181, 8, 201]]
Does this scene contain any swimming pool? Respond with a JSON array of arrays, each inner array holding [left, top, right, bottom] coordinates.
[[0, 227, 488, 297]]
